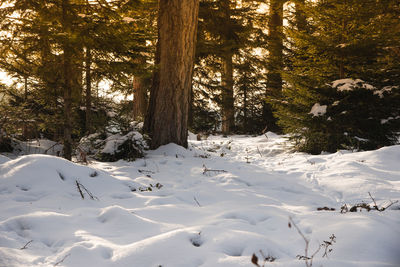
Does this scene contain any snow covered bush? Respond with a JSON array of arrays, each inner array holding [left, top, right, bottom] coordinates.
[[77, 122, 148, 162], [274, 79, 400, 154]]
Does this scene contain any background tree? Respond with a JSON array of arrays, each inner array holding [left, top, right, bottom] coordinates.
[[194, 0, 267, 134], [263, 0, 284, 133], [272, 0, 400, 153]]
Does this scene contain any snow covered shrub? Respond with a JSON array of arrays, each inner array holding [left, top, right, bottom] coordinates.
[[97, 131, 147, 162], [77, 122, 148, 162], [274, 79, 399, 154]]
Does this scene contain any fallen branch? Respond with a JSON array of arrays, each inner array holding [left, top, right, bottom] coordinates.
[[138, 169, 155, 174], [202, 164, 227, 175], [341, 192, 399, 213], [20, 240, 33, 250], [317, 207, 335, 211]]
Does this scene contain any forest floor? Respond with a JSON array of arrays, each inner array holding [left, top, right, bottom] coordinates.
[[0, 133, 399, 267]]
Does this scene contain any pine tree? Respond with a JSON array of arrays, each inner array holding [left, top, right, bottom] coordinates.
[[194, 0, 267, 133], [274, 0, 400, 153], [0, 0, 157, 158], [263, 0, 284, 133]]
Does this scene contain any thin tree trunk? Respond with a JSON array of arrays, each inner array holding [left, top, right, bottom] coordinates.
[[144, 0, 199, 149], [339, 19, 346, 79], [85, 47, 92, 134], [264, 0, 284, 133], [221, 0, 235, 135], [243, 83, 248, 131], [221, 52, 234, 134], [62, 0, 73, 160], [188, 82, 194, 129], [132, 56, 147, 121], [22, 75, 28, 139], [143, 25, 161, 135], [294, 0, 307, 32]]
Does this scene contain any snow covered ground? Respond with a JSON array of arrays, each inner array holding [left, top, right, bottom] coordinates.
[[0, 133, 399, 267]]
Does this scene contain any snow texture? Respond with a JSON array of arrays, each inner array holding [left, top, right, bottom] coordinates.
[[1, 134, 400, 267], [309, 103, 327, 117], [332, 79, 375, 92]]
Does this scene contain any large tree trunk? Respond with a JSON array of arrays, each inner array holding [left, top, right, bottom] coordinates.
[[263, 0, 284, 133], [144, 0, 199, 149], [62, 0, 73, 160], [221, 0, 235, 135]]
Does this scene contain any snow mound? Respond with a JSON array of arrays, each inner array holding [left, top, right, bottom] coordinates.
[[0, 154, 10, 164], [0, 136, 400, 267]]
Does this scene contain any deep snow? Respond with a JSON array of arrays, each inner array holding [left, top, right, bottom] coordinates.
[[0, 133, 399, 267]]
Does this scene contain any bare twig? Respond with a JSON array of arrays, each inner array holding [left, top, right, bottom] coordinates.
[[368, 192, 379, 209], [383, 199, 399, 211], [76, 180, 98, 200], [44, 142, 61, 155], [76, 180, 85, 199], [194, 196, 201, 207], [289, 216, 321, 267], [54, 253, 71, 266], [20, 240, 33, 250], [322, 234, 336, 258], [79, 182, 98, 200]]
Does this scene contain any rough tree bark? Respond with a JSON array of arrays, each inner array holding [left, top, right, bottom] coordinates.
[[144, 0, 199, 149], [263, 0, 284, 133]]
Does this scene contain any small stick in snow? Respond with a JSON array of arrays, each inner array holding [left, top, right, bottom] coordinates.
[[44, 142, 61, 155], [256, 146, 263, 158], [20, 240, 33, 250], [368, 192, 379, 210], [194, 196, 201, 207], [54, 253, 71, 266], [75, 180, 98, 200], [76, 180, 85, 199], [138, 169, 155, 174], [202, 164, 227, 175]]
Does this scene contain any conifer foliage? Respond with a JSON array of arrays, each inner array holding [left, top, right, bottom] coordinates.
[[273, 0, 400, 153], [0, 0, 399, 158]]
